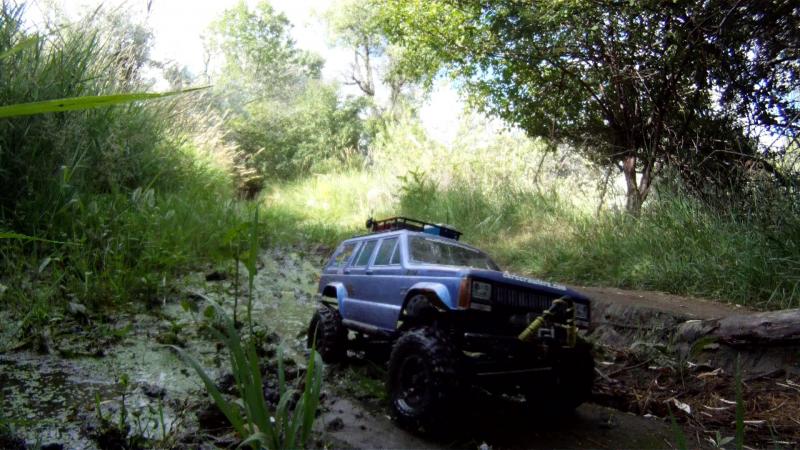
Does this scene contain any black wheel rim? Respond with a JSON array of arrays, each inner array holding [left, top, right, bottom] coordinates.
[[396, 355, 430, 414]]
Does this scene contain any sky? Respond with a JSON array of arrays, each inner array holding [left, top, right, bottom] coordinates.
[[24, 0, 464, 144]]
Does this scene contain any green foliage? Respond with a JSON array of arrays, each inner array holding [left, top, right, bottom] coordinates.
[[397, 173, 800, 309], [207, 0, 322, 106], [174, 301, 323, 449], [0, 3, 248, 328], [375, 0, 800, 214], [0, 3, 191, 229], [230, 81, 369, 180], [205, 1, 372, 185]]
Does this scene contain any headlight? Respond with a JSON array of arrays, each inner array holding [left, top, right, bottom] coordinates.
[[471, 281, 492, 301], [574, 302, 589, 320]]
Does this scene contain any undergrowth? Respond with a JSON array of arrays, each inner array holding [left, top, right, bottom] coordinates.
[[263, 114, 800, 310], [0, 3, 254, 333], [397, 173, 800, 310]]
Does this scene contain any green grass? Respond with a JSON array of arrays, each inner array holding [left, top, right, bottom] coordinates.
[[396, 175, 800, 310], [0, 4, 255, 332], [261, 148, 800, 310]]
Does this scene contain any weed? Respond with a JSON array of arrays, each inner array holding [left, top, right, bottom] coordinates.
[[735, 355, 744, 450], [174, 300, 323, 449], [668, 404, 689, 450]]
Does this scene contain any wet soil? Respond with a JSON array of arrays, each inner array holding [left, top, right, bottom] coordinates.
[[0, 246, 794, 449]]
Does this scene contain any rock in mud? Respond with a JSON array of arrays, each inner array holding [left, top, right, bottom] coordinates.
[[155, 330, 184, 347], [197, 400, 229, 432], [205, 270, 228, 282], [589, 324, 627, 349], [215, 372, 237, 395], [67, 301, 88, 319], [325, 416, 345, 432], [142, 383, 166, 399]]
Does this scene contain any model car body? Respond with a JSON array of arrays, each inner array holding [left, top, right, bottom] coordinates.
[[308, 217, 594, 429]]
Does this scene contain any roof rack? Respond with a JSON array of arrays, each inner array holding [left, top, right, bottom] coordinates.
[[366, 216, 462, 241]]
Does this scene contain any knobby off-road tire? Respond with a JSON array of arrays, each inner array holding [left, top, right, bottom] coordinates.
[[525, 342, 595, 414], [307, 307, 347, 363], [388, 326, 459, 432]]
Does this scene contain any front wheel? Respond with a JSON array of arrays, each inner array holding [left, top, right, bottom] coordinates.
[[307, 307, 347, 363], [387, 327, 459, 431]]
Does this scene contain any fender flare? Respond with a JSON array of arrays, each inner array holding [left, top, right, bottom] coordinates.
[[320, 282, 347, 310], [402, 282, 453, 313]]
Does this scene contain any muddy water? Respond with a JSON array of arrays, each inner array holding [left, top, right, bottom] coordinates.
[[0, 247, 325, 449]]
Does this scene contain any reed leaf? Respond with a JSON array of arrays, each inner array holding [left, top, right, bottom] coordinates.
[[0, 35, 38, 60], [0, 87, 207, 119]]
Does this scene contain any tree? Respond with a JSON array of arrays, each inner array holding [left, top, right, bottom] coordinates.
[[327, 0, 433, 115], [205, 0, 322, 108], [377, 0, 800, 214], [203, 1, 371, 186], [328, 0, 381, 98]]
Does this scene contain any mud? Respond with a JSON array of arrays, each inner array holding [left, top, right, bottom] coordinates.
[[2, 246, 790, 449], [0, 247, 323, 449], [318, 365, 694, 449]]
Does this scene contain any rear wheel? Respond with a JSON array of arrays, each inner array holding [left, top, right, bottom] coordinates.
[[524, 343, 594, 413], [307, 307, 347, 363], [388, 327, 459, 431]]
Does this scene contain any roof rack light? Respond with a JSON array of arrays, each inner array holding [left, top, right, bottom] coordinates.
[[366, 216, 462, 241]]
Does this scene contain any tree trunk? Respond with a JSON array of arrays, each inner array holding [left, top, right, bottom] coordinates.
[[622, 155, 644, 216], [622, 154, 655, 217]]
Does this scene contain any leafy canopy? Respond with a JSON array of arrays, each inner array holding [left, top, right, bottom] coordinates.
[[376, 0, 800, 213]]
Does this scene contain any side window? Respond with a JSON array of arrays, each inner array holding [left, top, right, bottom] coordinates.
[[328, 243, 357, 268], [374, 238, 398, 265], [353, 240, 377, 267], [390, 242, 402, 265]]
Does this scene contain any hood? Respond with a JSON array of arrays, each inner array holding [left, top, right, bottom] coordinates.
[[463, 268, 590, 302]]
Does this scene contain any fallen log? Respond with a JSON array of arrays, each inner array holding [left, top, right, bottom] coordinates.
[[675, 308, 800, 377], [677, 308, 800, 346]]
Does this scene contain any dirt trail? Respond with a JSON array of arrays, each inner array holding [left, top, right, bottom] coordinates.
[[578, 285, 750, 319], [318, 390, 692, 449]]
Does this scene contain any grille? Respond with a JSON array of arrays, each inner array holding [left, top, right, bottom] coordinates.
[[491, 284, 555, 311]]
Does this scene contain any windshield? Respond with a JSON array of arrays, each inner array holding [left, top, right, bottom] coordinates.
[[409, 236, 499, 270]]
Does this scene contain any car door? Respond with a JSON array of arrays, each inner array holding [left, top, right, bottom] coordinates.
[[362, 236, 405, 330], [341, 238, 379, 324]]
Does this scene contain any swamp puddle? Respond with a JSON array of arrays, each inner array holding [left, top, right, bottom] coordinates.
[[0, 246, 326, 449]]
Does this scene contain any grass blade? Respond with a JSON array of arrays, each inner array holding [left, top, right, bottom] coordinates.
[[0, 231, 70, 244], [0, 35, 38, 60], [171, 345, 246, 436], [668, 404, 688, 450], [735, 354, 745, 450], [0, 87, 207, 119]]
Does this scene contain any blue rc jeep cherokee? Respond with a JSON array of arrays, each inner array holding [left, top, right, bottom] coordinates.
[[307, 217, 594, 429]]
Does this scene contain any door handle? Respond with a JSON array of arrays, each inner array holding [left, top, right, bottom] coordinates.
[[343, 269, 351, 274], [365, 270, 374, 275]]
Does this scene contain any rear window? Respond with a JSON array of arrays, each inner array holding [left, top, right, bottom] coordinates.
[[328, 243, 357, 268], [353, 240, 377, 266]]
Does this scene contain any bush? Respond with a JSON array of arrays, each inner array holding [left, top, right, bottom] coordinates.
[[0, 4, 249, 321], [230, 82, 370, 181]]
